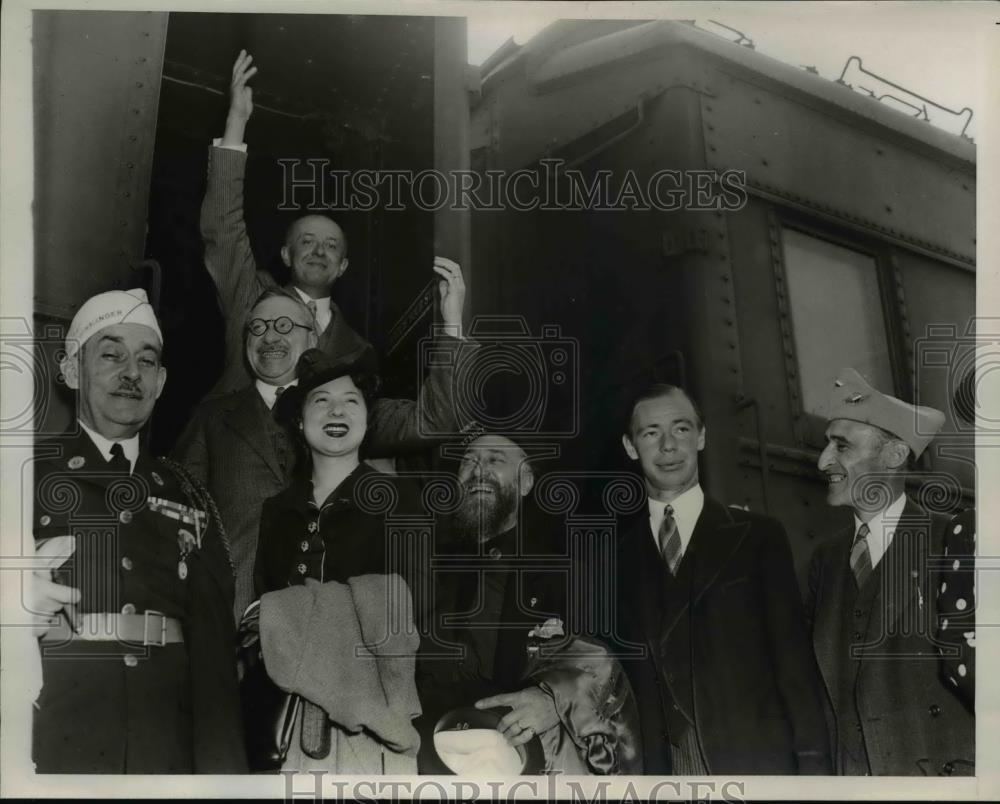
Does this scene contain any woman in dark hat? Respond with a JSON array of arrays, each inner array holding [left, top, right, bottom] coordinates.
[[245, 348, 425, 774]]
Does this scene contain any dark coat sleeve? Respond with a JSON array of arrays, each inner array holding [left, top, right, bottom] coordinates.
[[758, 520, 833, 774]]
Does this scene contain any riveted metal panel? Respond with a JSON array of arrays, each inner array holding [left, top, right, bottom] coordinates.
[[33, 10, 168, 319], [702, 72, 975, 265]]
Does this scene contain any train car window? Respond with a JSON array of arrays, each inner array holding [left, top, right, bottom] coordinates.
[[780, 228, 894, 417]]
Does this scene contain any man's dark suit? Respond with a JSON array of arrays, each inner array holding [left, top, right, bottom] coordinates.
[[808, 499, 974, 776], [201, 145, 372, 398], [611, 496, 831, 774]]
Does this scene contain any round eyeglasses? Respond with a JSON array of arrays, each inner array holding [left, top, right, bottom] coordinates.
[[246, 316, 313, 337]]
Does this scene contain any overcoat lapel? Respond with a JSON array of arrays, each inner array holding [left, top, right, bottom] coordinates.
[[223, 387, 285, 482]]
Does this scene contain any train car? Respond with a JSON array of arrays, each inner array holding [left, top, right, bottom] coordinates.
[[466, 19, 976, 580]]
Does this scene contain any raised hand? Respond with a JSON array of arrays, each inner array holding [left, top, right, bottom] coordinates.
[[433, 257, 466, 334], [222, 49, 258, 146]]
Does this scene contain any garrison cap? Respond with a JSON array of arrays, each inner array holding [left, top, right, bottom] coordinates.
[[827, 368, 945, 459], [63, 288, 162, 361]]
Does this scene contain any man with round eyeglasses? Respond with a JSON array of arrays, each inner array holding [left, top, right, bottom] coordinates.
[[174, 286, 470, 620]]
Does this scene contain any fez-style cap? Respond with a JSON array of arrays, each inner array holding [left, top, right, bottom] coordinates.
[[826, 367, 945, 459], [64, 288, 162, 361], [273, 347, 379, 426]]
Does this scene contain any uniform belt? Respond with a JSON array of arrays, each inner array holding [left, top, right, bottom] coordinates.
[[40, 611, 184, 647]]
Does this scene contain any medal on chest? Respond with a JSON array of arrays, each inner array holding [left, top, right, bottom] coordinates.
[[176, 526, 201, 580]]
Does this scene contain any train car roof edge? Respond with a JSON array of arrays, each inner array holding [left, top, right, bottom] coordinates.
[[485, 19, 975, 166]]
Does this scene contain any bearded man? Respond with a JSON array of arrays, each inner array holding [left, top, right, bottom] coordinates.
[[412, 433, 642, 775]]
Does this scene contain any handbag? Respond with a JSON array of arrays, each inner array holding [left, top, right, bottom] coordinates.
[[238, 601, 303, 771]]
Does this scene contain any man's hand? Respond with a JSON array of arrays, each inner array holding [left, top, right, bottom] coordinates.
[[434, 257, 466, 335], [222, 49, 258, 146], [28, 536, 80, 638], [475, 686, 560, 747]]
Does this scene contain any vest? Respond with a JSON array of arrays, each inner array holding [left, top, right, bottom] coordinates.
[[834, 565, 881, 774]]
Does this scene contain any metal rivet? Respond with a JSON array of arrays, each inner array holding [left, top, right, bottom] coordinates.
[[124, 655, 139, 668], [122, 603, 136, 615], [119, 510, 132, 524], [121, 556, 134, 571]]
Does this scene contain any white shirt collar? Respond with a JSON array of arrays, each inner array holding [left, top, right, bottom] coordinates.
[[77, 419, 139, 473], [648, 484, 705, 558], [854, 493, 907, 569], [292, 287, 331, 331], [255, 378, 299, 410]]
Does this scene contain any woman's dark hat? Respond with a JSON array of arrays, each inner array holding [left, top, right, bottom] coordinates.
[[273, 347, 379, 427]]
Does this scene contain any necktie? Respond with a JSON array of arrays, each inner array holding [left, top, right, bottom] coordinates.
[[274, 385, 286, 399], [107, 442, 130, 474], [850, 523, 873, 588], [306, 299, 318, 321], [658, 505, 683, 575]]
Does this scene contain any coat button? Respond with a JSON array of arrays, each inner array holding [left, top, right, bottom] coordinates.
[[121, 556, 134, 571], [942, 762, 955, 775], [854, 608, 863, 618], [123, 654, 138, 668], [852, 631, 862, 640], [119, 510, 133, 524], [297, 563, 308, 575], [308, 521, 319, 534], [121, 603, 136, 615], [929, 704, 941, 717], [300, 540, 310, 552], [856, 724, 863, 733]]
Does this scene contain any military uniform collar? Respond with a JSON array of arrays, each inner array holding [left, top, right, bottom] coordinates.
[[77, 418, 139, 473]]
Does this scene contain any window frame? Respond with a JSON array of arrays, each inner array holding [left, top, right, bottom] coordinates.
[[768, 209, 915, 451]]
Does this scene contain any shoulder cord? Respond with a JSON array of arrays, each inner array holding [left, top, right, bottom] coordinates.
[[157, 456, 235, 574]]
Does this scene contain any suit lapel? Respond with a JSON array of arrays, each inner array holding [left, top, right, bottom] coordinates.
[[222, 386, 285, 482], [660, 498, 749, 639], [859, 500, 932, 664]]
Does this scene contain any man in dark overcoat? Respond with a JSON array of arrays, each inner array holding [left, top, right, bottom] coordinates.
[[611, 382, 831, 774]]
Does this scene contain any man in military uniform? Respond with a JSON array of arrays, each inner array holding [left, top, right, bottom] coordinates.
[[30, 288, 246, 773], [808, 368, 974, 776]]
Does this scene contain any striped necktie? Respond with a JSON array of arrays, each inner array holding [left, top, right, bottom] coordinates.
[[658, 505, 683, 575], [850, 522, 873, 588]]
